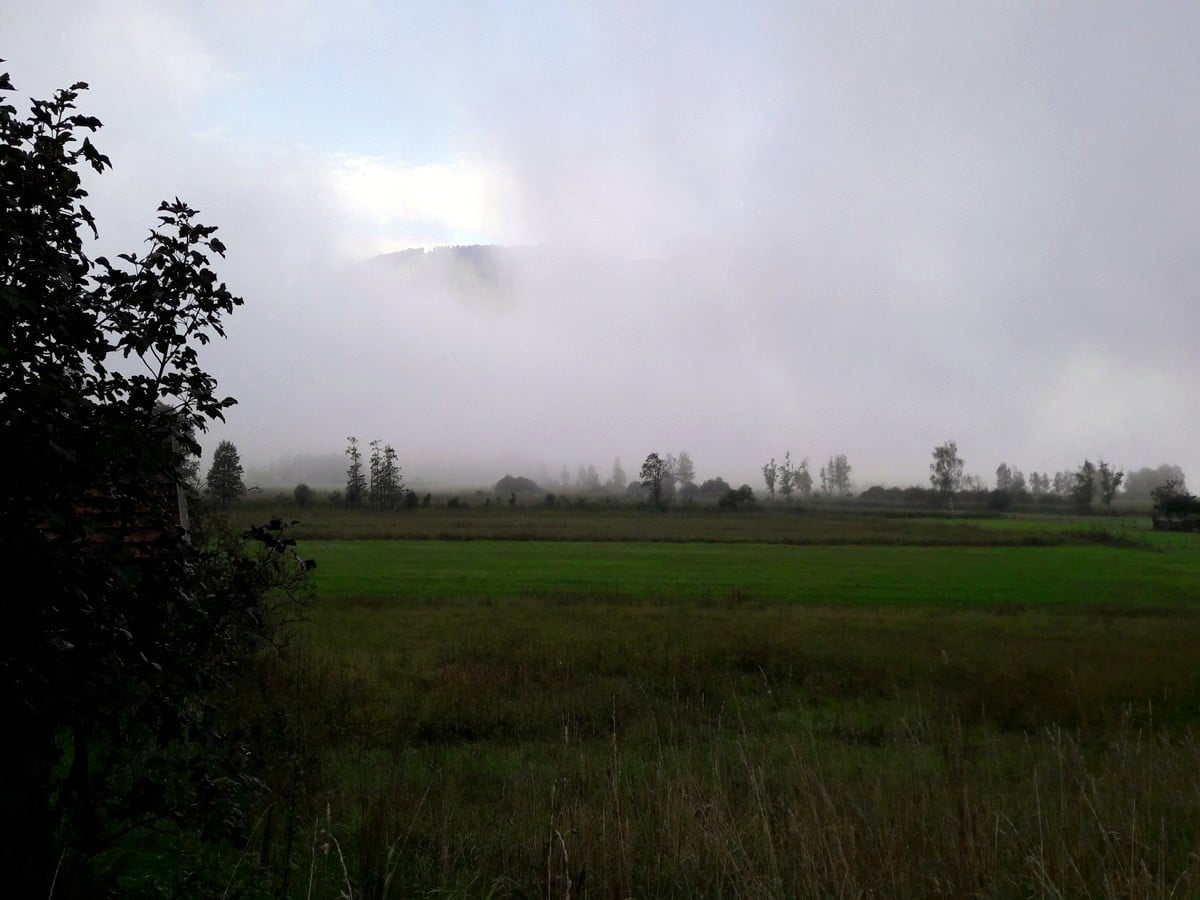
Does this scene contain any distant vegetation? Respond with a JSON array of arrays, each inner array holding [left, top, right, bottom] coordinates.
[[494, 474, 541, 496]]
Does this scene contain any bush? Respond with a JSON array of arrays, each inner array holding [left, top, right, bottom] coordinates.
[[719, 484, 757, 511], [987, 488, 1013, 512], [0, 70, 313, 895], [294, 482, 314, 508]]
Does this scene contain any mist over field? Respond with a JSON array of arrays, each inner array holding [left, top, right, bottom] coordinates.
[[9, 3, 1200, 489]]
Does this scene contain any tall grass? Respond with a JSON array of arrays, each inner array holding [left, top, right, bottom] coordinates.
[[200, 505, 1200, 896], [227, 498, 1164, 547], [229, 594, 1200, 898]]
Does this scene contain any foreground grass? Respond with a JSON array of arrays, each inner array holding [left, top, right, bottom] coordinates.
[[241, 596, 1200, 899], [217, 527, 1200, 898]]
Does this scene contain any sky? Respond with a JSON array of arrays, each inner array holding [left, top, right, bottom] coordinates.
[[8, 1, 1200, 489]]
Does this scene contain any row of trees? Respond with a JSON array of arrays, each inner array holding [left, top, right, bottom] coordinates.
[[345, 436, 407, 509], [761, 453, 851, 499], [930, 441, 1127, 510], [639, 452, 759, 510], [634, 451, 697, 504]]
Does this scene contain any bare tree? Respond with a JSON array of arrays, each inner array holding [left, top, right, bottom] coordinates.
[[794, 458, 813, 498], [778, 452, 795, 501], [1097, 460, 1124, 510], [762, 457, 778, 499]]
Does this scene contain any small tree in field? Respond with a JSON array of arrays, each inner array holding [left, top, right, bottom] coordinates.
[[206, 439, 246, 508], [929, 440, 964, 504], [794, 458, 813, 498], [294, 482, 313, 508], [762, 457, 778, 499], [1097, 460, 1124, 511], [778, 452, 795, 501], [345, 436, 366, 505], [825, 454, 853, 497], [640, 452, 670, 507], [1072, 460, 1097, 511]]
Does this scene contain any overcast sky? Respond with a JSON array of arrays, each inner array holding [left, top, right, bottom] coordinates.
[[9, 2, 1200, 488]]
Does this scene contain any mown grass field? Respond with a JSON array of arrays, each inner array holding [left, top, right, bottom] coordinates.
[[305, 539, 1200, 611], [234, 505, 1200, 899]]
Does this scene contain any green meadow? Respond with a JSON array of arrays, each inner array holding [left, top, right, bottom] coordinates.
[[306, 538, 1199, 610], [234, 506, 1200, 898]]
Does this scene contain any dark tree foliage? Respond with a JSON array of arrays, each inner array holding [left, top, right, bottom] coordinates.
[[345, 435, 366, 505], [495, 474, 541, 496], [294, 481, 314, 508], [0, 68, 311, 896], [368, 439, 404, 509], [1072, 459, 1097, 511], [206, 438, 246, 507], [1097, 461, 1124, 511], [640, 452, 670, 508], [718, 484, 757, 511], [696, 476, 732, 499], [1151, 479, 1200, 517]]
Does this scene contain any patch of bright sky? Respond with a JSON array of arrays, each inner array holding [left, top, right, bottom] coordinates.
[[179, 1, 605, 250]]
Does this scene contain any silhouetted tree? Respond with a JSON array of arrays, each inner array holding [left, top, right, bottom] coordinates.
[[1010, 467, 1026, 495], [368, 440, 403, 509], [778, 452, 795, 501], [718, 484, 757, 511], [0, 69, 312, 896], [1151, 478, 1197, 517], [1072, 460, 1097, 510], [345, 436, 366, 505], [640, 452, 670, 507], [794, 457, 813, 498], [495, 475, 540, 496], [1097, 461, 1124, 511], [762, 457, 778, 499], [206, 439, 246, 508], [929, 441, 964, 503], [995, 462, 1012, 492]]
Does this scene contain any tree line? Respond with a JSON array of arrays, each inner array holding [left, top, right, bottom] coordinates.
[[345, 435, 412, 509], [927, 440, 1133, 511]]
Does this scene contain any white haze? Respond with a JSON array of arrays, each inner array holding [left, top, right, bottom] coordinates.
[[8, 2, 1200, 489]]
